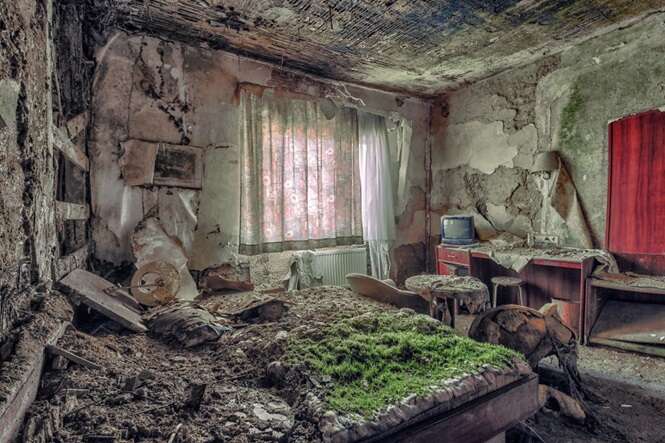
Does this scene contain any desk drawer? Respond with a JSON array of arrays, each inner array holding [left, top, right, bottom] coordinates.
[[437, 261, 469, 276], [436, 246, 471, 266]]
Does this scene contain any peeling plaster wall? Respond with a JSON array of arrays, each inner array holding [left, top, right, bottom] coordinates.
[[0, 0, 57, 336], [430, 59, 554, 243], [90, 32, 429, 282], [432, 12, 665, 250]]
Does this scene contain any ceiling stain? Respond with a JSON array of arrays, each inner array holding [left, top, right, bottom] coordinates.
[[111, 0, 665, 96]]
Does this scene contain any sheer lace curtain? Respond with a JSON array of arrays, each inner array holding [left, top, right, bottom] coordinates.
[[239, 89, 362, 254], [358, 112, 396, 280]]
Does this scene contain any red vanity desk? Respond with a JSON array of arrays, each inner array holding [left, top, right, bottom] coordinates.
[[436, 244, 596, 336]]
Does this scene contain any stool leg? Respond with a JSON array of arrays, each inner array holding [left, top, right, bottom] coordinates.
[[492, 284, 498, 308], [518, 286, 525, 306]]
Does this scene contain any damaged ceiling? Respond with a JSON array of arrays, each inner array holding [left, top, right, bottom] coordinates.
[[111, 0, 665, 96]]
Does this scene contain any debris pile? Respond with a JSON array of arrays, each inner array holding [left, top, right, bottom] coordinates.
[[144, 302, 231, 348], [201, 262, 254, 292], [16, 287, 530, 442], [469, 303, 591, 425]]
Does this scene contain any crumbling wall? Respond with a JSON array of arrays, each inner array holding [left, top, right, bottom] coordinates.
[[536, 12, 665, 247], [90, 33, 429, 283], [0, 0, 57, 338], [430, 58, 556, 244], [432, 11, 665, 249]]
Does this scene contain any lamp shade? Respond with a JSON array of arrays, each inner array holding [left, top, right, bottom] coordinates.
[[533, 151, 559, 172]]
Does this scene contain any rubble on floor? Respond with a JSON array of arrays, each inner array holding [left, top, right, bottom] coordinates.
[[15, 287, 529, 442], [0, 292, 74, 442], [201, 262, 254, 292], [144, 302, 232, 348]]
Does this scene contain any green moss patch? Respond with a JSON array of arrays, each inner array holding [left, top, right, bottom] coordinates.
[[559, 83, 585, 154], [286, 311, 521, 417]]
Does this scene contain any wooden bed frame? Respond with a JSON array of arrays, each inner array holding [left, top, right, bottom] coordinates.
[[360, 374, 540, 443]]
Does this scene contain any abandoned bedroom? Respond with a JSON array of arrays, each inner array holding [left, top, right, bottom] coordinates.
[[5, 1, 665, 442]]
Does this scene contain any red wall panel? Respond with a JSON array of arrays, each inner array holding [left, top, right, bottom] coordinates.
[[608, 110, 665, 272]]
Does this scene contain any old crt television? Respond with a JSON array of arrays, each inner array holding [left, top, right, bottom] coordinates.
[[441, 215, 475, 245]]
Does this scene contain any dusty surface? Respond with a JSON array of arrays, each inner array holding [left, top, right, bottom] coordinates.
[[0, 292, 73, 404], [19, 288, 530, 443], [14, 293, 665, 442], [457, 314, 665, 443], [19, 287, 397, 442]]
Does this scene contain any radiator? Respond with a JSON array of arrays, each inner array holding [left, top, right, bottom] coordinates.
[[313, 247, 368, 286]]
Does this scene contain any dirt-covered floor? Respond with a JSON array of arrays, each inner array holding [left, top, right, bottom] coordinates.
[[19, 287, 399, 443], [15, 293, 665, 443], [456, 314, 665, 443]]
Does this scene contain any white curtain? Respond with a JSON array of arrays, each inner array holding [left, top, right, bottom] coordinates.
[[358, 112, 396, 279], [238, 89, 363, 254]]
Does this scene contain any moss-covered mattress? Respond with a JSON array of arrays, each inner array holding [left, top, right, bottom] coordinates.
[[285, 305, 531, 442]]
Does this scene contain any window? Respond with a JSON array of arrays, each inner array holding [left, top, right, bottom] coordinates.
[[239, 89, 362, 254]]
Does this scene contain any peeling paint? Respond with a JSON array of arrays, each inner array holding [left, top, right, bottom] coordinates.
[[434, 12, 665, 248], [111, 0, 665, 95], [90, 32, 430, 281]]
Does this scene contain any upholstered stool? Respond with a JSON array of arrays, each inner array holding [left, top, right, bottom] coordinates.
[[491, 276, 526, 307]]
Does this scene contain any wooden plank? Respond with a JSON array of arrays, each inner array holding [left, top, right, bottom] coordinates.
[[103, 286, 143, 313], [0, 321, 70, 443], [58, 269, 148, 333], [56, 244, 89, 280], [589, 337, 665, 359], [531, 258, 582, 270], [590, 278, 665, 296], [583, 277, 596, 345], [579, 258, 595, 343], [53, 126, 89, 171], [361, 374, 539, 443], [46, 344, 103, 371], [56, 200, 89, 221]]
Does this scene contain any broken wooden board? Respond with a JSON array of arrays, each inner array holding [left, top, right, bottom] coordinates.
[[66, 111, 88, 139], [59, 269, 147, 333], [53, 125, 89, 171], [590, 300, 665, 345], [55, 200, 90, 221], [55, 244, 89, 281], [588, 337, 665, 359], [46, 345, 103, 371]]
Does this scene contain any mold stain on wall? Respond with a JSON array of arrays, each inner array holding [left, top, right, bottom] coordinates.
[[90, 32, 431, 283], [433, 11, 665, 249]]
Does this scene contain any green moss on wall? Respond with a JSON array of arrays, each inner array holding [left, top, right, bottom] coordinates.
[[559, 83, 586, 155], [286, 311, 521, 417]]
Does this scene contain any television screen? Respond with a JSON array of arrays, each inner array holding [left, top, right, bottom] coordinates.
[[441, 216, 475, 245]]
